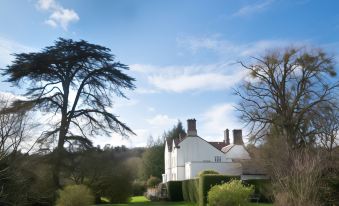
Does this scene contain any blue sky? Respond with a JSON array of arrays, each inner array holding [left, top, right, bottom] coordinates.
[[0, 0, 339, 147]]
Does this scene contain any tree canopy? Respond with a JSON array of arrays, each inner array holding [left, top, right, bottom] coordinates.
[[235, 47, 338, 147], [3, 38, 136, 186]]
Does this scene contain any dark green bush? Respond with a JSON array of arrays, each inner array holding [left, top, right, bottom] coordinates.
[[182, 179, 199, 203], [208, 180, 254, 206], [56, 184, 94, 206], [243, 179, 273, 202], [198, 170, 219, 177], [132, 180, 146, 196], [166, 181, 183, 201], [199, 174, 240, 206], [146, 176, 161, 188]]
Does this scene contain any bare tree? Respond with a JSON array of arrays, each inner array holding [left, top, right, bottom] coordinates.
[[0, 96, 29, 155], [235, 47, 338, 148], [313, 102, 339, 157], [3, 38, 136, 187]]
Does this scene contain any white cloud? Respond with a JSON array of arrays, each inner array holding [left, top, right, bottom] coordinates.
[[0, 37, 35, 67], [149, 70, 246, 93], [233, 0, 274, 17], [147, 114, 177, 128], [177, 35, 296, 58], [199, 103, 245, 143], [36, 0, 79, 30], [132, 63, 247, 93]]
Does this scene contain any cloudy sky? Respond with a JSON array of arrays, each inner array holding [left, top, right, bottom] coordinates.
[[1, 0, 339, 147]]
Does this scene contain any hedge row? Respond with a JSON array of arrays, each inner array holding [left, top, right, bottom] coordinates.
[[168, 176, 272, 206], [198, 174, 240, 206], [182, 179, 199, 203], [166, 181, 183, 201]]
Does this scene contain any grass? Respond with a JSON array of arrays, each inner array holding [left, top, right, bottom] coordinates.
[[96, 196, 273, 206]]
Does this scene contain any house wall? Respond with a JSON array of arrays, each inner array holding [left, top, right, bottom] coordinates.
[[177, 136, 229, 167], [163, 142, 171, 183], [224, 145, 251, 160], [185, 162, 242, 179]]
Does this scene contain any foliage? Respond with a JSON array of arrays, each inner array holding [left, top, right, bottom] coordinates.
[[56, 184, 94, 206], [164, 121, 186, 143], [132, 180, 146, 196], [140, 121, 185, 180], [146, 176, 161, 188], [166, 181, 184, 201], [3, 38, 136, 187], [244, 179, 273, 203], [198, 170, 219, 177], [208, 180, 254, 206], [140, 144, 164, 180], [182, 179, 199, 203], [0, 153, 56, 205], [198, 174, 240, 206]]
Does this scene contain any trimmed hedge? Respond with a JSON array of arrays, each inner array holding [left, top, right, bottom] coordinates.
[[243, 179, 273, 203], [166, 181, 183, 201], [199, 174, 240, 206], [182, 179, 199, 203]]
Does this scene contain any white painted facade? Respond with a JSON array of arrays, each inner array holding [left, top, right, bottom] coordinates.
[[162, 120, 252, 183]]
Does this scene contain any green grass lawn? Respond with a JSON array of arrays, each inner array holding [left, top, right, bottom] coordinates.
[[96, 196, 273, 206]]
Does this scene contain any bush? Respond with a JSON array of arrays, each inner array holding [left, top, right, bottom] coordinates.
[[166, 181, 183, 201], [132, 180, 146, 196], [182, 179, 199, 203], [198, 170, 219, 177], [56, 184, 94, 206], [208, 180, 254, 206], [199, 174, 239, 206], [147, 176, 161, 188], [243, 179, 273, 202]]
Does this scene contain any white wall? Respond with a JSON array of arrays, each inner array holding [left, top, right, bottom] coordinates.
[[224, 145, 251, 160], [185, 162, 242, 179], [177, 136, 228, 167]]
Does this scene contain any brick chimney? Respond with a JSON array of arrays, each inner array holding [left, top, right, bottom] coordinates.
[[187, 119, 197, 136], [233, 129, 244, 145], [224, 129, 230, 145]]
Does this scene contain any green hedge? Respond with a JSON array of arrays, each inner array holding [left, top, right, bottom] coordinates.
[[198, 174, 240, 206], [182, 179, 199, 203], [243, 179, 273, 203], [166, 181, 183, 201]]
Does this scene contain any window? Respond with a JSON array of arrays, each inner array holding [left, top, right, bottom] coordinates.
[[214, 156, 221, 162]]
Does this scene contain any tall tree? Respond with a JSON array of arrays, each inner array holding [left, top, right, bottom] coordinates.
[[235, 47, 337, 148], [3, 38, 136, 187]]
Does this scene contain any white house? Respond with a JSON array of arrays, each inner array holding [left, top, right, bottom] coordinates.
[[162, 119, 252, 183]]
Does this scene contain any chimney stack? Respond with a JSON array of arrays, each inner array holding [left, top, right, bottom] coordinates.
[[233, 129, 244, 145], [187, 119, 197, 136], [224, 129, 230, 145]]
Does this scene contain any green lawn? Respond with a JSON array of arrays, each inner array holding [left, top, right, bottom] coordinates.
[[96, 196, 273, 206]]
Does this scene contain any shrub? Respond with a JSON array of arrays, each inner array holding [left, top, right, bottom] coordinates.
[[56, 184, 94, 206], [182, 179, 199, 203], [199, 174, 239, 206], [132, 180, 146, 196], [208, 180, 254, 206], [166, 181, 183, 201], [198, 170, 219, 177], [243, 179, 273, 202], [147, 176, 161, 188]]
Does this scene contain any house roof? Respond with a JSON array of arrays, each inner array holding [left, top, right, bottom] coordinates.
[[166, 135, 229, 152], [208, 141, 228, 151], [239, 160, 267, 175], [221, 144, 235, 153]]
